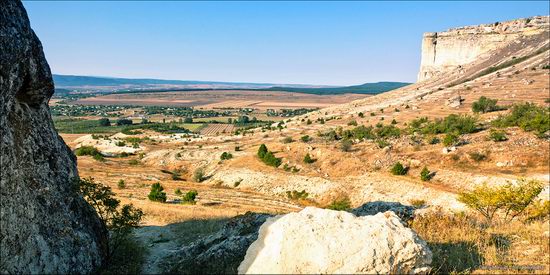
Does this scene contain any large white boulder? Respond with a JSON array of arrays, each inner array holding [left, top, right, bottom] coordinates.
[[238, 207, 432, 274]]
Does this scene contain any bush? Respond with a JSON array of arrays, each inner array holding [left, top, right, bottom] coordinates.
[[489, 129, 507, 142], [220, 152, 233, 160], [235, 146, 241, 151], [257, 144, 268, 158], [340, 139, 353, 152], [472, 96, 501, 113], [410, 114, 478, 135], [442, 133, 459, 146], [148, 183, 167, 202], [391, 162, 408, 175], [171, 170, 182, 180], [326, 197, 351, 211], [391, 119, 398, 125], [93, 153, 105, 162], [492, 102, 549, 137], [281, 136, 293, 144], [76, 177, 143, 260], [115, 141, 126, 147], [303, 153, 316, 164], [193, 167, 206, 182], [98, 118, 111, 126], [347, 120, 358, 126], [286, 190, 309, 200], [174, 188, 182, 196], [375, 125, 401, 138], [75, 146, 101, 156], [458, 179, 544, 223], [117, 179, 126, 189], [183, 117, 193, 123], [181, 190, 198, 204], [410, 199, 426, 209], [358, 112, 364, 118], [420, 166, 433, 181], [469, 152, 487, 162], [128, 159, 139, 165], [428, 136, 440, 144], [300, 135, 312, 142], [262, 151, 282, 167]]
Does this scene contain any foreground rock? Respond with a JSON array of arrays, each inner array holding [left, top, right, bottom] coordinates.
[[352, 201, 416, 222], [0, 2, 107, 273], [165, 213, 272, 274], [239, 207, 432, 274]]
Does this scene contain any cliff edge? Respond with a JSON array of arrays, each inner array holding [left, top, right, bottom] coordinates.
[[0, 1, 107, 273], [418, 16, 549, 81]]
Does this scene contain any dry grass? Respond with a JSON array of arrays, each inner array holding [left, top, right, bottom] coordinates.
[[411, 211, 550, 274]]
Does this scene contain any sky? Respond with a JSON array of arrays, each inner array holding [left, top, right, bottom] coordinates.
[[23, 1, 549, 86]]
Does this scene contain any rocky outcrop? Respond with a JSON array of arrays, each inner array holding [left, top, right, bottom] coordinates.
[[352, 201, 416, 222], [238, 207, 432, 274], [0, 1, 107, 273], [418, 16, 549, 81], [165, 212, 272, 274]]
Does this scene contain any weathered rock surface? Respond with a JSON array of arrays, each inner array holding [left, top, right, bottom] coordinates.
[[352, 201, 416, 222], [238, 207, 432, 274], [418, 16, 549, 81], [165, 212, 272, 274], [0, 1, 107, 273]]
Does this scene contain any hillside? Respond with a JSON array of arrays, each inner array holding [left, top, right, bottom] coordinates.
[[58, 15, 550, 273]]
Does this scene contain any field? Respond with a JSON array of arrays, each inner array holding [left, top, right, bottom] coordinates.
[[199, 124, 236, 135], [72, 90, 369, 110]]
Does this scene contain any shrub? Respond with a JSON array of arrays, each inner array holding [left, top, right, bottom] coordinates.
[[193, 167, 206, 182], [148, 183, 167, 202], [234, 146, 241, 151], [410, 115, 478, 135], [428, 136, 440, 144], [262, 151, 282, 167], [115, 141, 126, 147], [117, 179, 126, 189], [525, 200, 550, 222], [340, 139, 353, 152], [492, 102, 549, 137], [93, 154, 105, 162], [303, 153, 316, 164], [220, 152, 233, 160], [300, 135, 312, 142], [181, 190, 198, 204], [174, 188, 182, 196], [370, 112, 376, 116], [183, 117, 193, 123], [326, 197, 351, 211], [75, 146, 101, 156], [281, 136, 293, 144], [469, 152, 487, 162], [458, 179, 543, 224], [472, 96, 501, 113], [171, 170, 182, 180], [442, 133, 459, 146], [98, 118, 111, 126], [391, 119, 398, 125], [375, 125, 401, 138], [489, 129, 507, 142], [257, 144, 268, 158], [420, 166, 432, 181], [128, 159, 139, 165], [347, 120, 358, 126], [410, 199, 426, 209], [76, 177, 143, 260], [376, 139, 390, 148], [306, 119, 312, 125], [391, 162, 408, 175], [286, 190, 309, 200], [358, 112, 364, 118]]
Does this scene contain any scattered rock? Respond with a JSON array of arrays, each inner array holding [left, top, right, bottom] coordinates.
[[445, 95, 463, 108], [0, 2, 107, 273], [165, 212, 272, 274], [496, 161, 514, 167], [239, 207, 432, 274], [441, 146, 457, 154]]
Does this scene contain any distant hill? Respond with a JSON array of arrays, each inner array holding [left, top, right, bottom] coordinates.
[[263, 82, 410, 95], [53, 74, 410, 95]]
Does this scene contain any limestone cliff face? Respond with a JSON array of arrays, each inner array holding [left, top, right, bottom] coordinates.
[[418, 16, 549, 82], [0, 1, 107, 273]]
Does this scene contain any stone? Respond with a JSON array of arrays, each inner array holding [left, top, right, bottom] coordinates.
[[165, 212, 272, 274], [445, 95, 463, 108], [238, 207, 432, 274], [0, 2, 107, 273], [352, 201, 416, 222]]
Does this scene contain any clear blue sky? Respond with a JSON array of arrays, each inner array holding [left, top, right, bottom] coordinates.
[[23, 1, 549, 86]]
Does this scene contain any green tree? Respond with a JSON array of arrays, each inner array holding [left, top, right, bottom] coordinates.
[[420, 167, 432, 181], [98, 118, 111, 127], [391, 162, 408, 175], [472, 96, 499, 113], [181, 190, 198, 204], [76, 177, 143, 261], [148, 182, 167, 202], [303, 153, 316, 164], [184, 117, 193, 123]]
